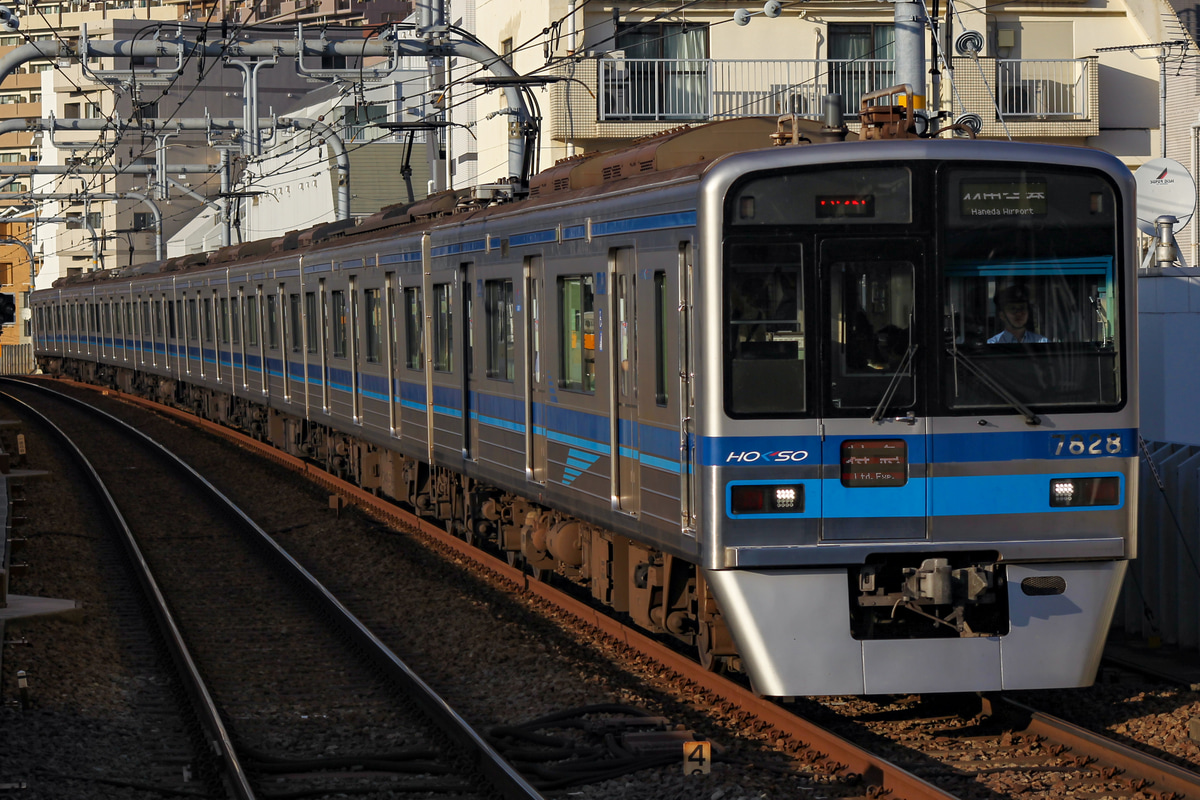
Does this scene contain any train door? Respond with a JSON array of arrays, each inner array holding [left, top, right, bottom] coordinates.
[[461, 262, 474, 460], [611, 247, 639, 514], [678, 242, 697, 533], [818, 238, 927, 541], [385, 272, 399, 436], [525, 255, 546, 483], [349, 275, 362, 423]]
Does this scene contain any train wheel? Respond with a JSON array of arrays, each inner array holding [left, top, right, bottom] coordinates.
[[697, 620, 732, 673]]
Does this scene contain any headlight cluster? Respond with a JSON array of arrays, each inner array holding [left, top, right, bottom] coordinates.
[[730, 484, 805, 514], [1049, 476, 1120, 507]]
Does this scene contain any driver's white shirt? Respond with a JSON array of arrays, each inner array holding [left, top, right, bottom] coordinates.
[[987, 330, 1048, 344]]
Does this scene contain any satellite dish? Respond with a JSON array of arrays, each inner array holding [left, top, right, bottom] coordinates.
[[1135, 158, 1196, 236]]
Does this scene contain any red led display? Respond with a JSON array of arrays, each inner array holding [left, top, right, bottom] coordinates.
[[815, 195, 876, 219]]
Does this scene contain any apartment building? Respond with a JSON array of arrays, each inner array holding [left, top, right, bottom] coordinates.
[[470, 0, 1185, 184]]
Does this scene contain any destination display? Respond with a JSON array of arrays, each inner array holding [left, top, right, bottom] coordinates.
[[960, 180, 1047, 217], [816, 194, 876, 218]]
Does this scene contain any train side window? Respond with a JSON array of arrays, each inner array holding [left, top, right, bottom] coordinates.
[[289, 293, 303, 353], [558, 274, 595, 393], [464, 280, 473, 376], [305, 291, 319, 354], [230, 295, 240, 345], [202, 298, 213, 342], [245, 294, 258, 346], [432, 283, 452, 372], [332, 289, 348, 358], [187, 299, 199, 341], [154, 298, 164, 337], [266, 294, 279, 349], [654, 271, 668, 406], [404, 286, 424, 370], [365, 288, 382, 364], [141, 300, 150, 337], [485, 278, 514, 381], [219, 296, 230, 344]]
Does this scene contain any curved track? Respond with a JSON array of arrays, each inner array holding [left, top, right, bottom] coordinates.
[[2, 378, 540, 800]]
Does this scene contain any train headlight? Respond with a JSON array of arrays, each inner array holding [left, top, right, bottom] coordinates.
[[729, 483, 804, 515], [1049, 476, 1120, 508], [774, 487, 797, 509]]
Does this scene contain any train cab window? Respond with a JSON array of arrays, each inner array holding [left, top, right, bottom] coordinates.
[[939, 166, 1122, 411], [724, 244, 804, 416], [432, 283, 452, 372], [332, 290, 348, 358], [266, 294, 279, 349], [404, 286, 424, 370], [365, 288, 382, 364], [559, 274, 596, 393], [485, 279, 514, 381], [827, 260, 915, 412]]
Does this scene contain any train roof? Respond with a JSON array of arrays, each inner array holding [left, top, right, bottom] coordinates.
[[47, 115, 845, 289]]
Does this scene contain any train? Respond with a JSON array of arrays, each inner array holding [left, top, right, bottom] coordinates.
[[29, 110, 1137, 696]]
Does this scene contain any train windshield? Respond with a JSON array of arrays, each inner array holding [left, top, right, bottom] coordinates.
[[940, 166, 1122, 411], [724, 243, 805, 416]]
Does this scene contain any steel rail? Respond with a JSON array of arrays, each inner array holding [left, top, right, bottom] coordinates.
[[40, 377, 957, 800], [6, 378, 544, 800], [0, 387, 256, 800], [1002, 696, 1200, 799]]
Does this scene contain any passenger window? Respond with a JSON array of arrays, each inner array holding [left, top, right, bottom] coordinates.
[[266, 294, 279, 349], [245, 295, 258, 346], [332, 289, 348, 358], [404, 286, 423, 369], [230, 295, 240, 345], [219, 296, 230, 344], [365, 288, 382, 364], [305, 292, 319, 354], [289, 293, 303, 353], [202, 298, 213, 342], [558, 274, 595, 393], [485, 278, 514, 381], [188, 299, 199, 341], [432, 283, 452, 372]]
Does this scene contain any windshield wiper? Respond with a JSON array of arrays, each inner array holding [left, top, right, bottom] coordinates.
[[946, 346, 1042, 426], [870, 343, 919, 424]]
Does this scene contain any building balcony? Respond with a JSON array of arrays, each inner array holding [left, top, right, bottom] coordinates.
[[547, 56, 1098, 141]]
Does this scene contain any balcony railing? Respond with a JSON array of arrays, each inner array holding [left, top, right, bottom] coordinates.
[[994, 59, 1089, 118], [597, 57, 1091, 123]]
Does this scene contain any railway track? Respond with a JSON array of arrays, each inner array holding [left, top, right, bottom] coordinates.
[[11, 376, 1200, 799], [1, 379, 539, 800]]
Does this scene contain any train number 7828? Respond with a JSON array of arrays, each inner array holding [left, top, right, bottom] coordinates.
[[1050, 433, 1122, 456]]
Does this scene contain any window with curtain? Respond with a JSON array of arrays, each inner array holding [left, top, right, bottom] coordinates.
[[827, 24, 895, 116], [614, 22, 709, 119]]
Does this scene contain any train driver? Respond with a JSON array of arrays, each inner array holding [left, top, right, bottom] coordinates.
[[987, 285, 1048, 344]]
